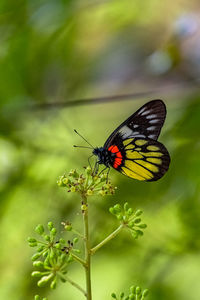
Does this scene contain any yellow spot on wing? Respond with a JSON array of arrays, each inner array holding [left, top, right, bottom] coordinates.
[[147, 145, 160, 151], [122, 167, 145, 181], [126, 150, 143, 159], [140, 152, 163, 157], [125, 144, 135, 150], [135, 148, 141, 151], [125, 160, 153, 180], [123, 138, 133, 146], [147, 158, 162, 165], [135, 140, 148, 146], [135, 160, 159, 173]]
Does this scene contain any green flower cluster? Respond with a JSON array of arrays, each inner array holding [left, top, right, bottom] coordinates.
[[111, 285, 149, 300], [109, 202, 147, 239], [28, 222, 79, 289], [57, 167, 117, 197]]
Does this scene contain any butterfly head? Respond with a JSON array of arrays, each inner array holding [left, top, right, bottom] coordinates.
[[93, 147, 111, 166]]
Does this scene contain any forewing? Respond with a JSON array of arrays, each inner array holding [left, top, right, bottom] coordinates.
[[104, 100, 166, 149]]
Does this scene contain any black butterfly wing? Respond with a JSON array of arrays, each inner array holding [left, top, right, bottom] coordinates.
[[104, 99, 166, 149], [104, 100, 170, 181]]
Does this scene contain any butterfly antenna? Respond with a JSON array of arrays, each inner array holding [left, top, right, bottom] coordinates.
[[74, 129, 94, 149]]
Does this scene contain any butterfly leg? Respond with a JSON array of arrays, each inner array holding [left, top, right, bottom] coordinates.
[[88, 154, 94, 169], [92, 159, 99, 176]]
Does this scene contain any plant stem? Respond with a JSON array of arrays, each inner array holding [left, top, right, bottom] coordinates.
[[59, 273, 87, 297], [82, 195, 92, 300], [70, 252, 86, 266], [91, 224, 124, 255]]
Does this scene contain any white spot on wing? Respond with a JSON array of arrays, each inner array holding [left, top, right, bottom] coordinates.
[[133, 124, 139, 128], [146, 114, 157, 119], [148, 134, 156, 139], [141, 109, 151, 116], [147, 126, 156, 131], [149, 119, 159, 124], [119, 125, 133, 138], [138, 107, 146, 114], [134, 134, 146, 138]]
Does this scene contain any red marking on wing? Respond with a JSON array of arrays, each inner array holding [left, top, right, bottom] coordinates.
[[108, 145, 119, 153], [113, 157, 123, 169]]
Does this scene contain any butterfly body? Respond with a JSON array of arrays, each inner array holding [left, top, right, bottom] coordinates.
[[92, 100, 171, 182]]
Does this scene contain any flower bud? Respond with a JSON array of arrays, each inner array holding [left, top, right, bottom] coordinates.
[[142, 289, 149, 297], [29, 242, 38, 247], [114, 204, 121, 212], [59, 238, 65, 244], [81, 204, 87, 211], [133, 218, 141, 224], [50, 278, 57, 289], [124, 202, 129, 211], [136, 286, 141, 295], [55, 243, 61, 249], [31, 253, 41, 261], [138, 224, 147, 229], [34, 295, 40, 300], [51, 228, 57, 236], [44, 235, 50, 242], [135, 209, 143, 216], [109, 207, 115, 215], [37, 273, 54, 287], [37, 245, 45, 252], [71, 186, 76, 192], [31, 271, 42, 277], [111, 293, 117, 299], [62, 177, 69, 185], [73, 237, 79, 244], [129, 294, 135, 299], [127, 208, 133, 215], [65, 224, 72, 231], [120, 292, 124, 297], [130, 286, 136, 294], [117, 214, 123, 221], [86, 166, 92, 175], [35, 224, 44, 235], [27, 237, 37, 243], [33, 261, 44, 268], [48, 222, 53, 231], [87, 189, 93, 196]]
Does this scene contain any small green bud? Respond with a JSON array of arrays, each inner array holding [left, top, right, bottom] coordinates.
[[48, 222, 53, 231], [73, 237, 79, 244], [34, 296, 40, 300], [37, 245, 45, 252], [142, 289, 149, 297], [29, 242, 38, 247], [129, 294, 135, 300], [130, 286, 136, 294], [87, 189, 93, 196], [62, 177, 69, 185], [133, 218, 141, 224], [117, 214, 123, 221], [31, 253, 41, 261], [98, 190, 105, 196], [81, 204, 87, 211], [59, 238, 65, 244], [138, 224, 147, 229], [127, 208, 133, 215], [51, 228, 57, 236], [50, 278, 57, 289], [49, 250, 56, 259], [35, 224, 44, 235], [136, 230, 143, 236], [31, 271, 42, 277], [114, 204, 121, 212], [124, 202, 129, 211], [120, 292, 124, 298], [37, 273, 54, 287], [60, 276, 66, 282], [69, 169, 79, 178], [136, 287, 141, 295], [43, 251, 49, 258], [43, 298, 47, 300], [109, 207, 115, 215], [71, 186, 76, 192], [123, 215, 128, 222], [135, 209, 143, 216], [27, 237, 37, 243], [86, 166, 92, 175], [44, 235, 50, 242], [33, 261, 44, 268], [111, 293, 117, 299], [64, 224, 72, 231], [128, 221, 134, 227], [55, 243, 61, 249]]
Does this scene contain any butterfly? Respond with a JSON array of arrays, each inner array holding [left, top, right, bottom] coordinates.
[[74, 99, 170, 181]]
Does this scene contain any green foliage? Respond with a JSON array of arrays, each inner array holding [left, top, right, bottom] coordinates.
[[111, 285, 149, 300], [109, 203, 147, 239]]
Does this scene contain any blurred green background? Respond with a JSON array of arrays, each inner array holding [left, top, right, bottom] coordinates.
[[1, 0, 200, 299]]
